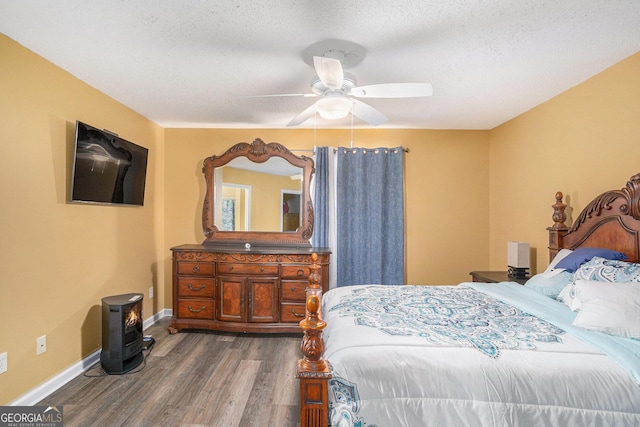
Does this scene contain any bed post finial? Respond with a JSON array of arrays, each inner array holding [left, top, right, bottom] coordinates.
[[547, 191, 569, 262], [308, 252, 321, 290], [299, 253, 328, 369], [299, 294, 327, 367], [551, 191, 567, 228], [297, 253, 331, 427]]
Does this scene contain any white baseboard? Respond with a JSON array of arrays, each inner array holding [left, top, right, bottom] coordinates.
[[144, 308, 172, 330], [10, 308, 173, 406]]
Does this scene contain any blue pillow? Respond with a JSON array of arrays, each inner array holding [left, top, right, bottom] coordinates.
[[554, 247, 627, 272], [524, 271, 574, 299]]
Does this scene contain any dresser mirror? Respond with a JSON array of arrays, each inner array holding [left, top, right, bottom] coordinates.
[[202, 138, 314, 247]]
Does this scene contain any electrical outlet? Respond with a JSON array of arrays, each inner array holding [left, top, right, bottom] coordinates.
[[37, 335, 47, 355], [149, 286, 154, 299], [0, 352, 7, 374]]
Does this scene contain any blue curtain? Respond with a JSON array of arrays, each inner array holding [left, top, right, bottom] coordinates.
[[336, 147, 405, 286], [311, 146, 329, 248]]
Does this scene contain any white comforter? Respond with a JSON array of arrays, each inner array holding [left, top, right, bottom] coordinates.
[[322, 282, 640, 427]]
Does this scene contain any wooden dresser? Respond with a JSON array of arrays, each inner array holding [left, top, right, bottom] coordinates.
[[169, 244, 330, 334]]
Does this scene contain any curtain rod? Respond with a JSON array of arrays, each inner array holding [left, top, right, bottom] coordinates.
[[290, 147, 410, 153], [333, 147, 410, 153]]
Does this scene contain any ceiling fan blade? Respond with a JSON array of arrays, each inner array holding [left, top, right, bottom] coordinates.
[[313, 56, 344, 91], [351, 99, 388, 126], [286, 102, 319, 127], [350, 82, 433, 98]]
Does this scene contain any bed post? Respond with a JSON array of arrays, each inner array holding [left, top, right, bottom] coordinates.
[[547, 191, 569, 261], [297, 253, 331, 427]]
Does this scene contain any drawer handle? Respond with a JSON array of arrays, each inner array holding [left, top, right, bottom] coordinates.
[[188, 283, 206, 291], [260, 266, 265, 272], [188, 305, 207, 313], [291, 287, 296, 292], [297, 268, 304, 277], [291, 309, 305, 318], [228, 265, 234, 271], [192, 265, 200, 273]]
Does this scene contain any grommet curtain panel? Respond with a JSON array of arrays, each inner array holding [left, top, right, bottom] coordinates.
[[312, 146, 338, 288], [335, 147, 405, 287], [311, 147, 330, 248]]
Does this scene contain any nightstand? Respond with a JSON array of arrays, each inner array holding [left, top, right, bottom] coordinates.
[[469, 271, 529, 285]]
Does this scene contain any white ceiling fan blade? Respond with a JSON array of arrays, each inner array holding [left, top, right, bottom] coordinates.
[[351, 99, 388, 126], [350, 82, 433, 98], [286, 102, 319, 127], [313, 56, 344, 91]]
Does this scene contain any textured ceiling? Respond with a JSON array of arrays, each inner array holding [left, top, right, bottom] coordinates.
[[2, 1, 640, 129]]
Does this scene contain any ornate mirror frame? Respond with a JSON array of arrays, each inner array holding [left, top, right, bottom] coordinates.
[[202, 138, 314, 247]]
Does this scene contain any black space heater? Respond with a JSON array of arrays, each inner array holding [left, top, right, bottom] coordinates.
[[100, 293, 144, 374]]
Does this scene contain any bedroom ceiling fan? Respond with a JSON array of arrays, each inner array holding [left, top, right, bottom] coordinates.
[[286, 56, 433, 127], [252, 41, 433, 127]]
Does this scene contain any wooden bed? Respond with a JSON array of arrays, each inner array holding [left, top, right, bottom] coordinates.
[[547, 173, 640, 263], [297, 172, 640, 427]]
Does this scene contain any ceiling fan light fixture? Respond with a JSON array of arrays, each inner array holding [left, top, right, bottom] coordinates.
[[316, 96, 352, 120]]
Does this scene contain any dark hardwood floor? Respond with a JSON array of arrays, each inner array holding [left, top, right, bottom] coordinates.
[[38, 317, 302, 427]]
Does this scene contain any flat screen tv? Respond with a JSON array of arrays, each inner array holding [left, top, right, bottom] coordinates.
[[70, 121, 148, 206]]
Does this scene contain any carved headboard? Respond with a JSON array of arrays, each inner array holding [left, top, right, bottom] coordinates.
[[548, 173, 640, 263]]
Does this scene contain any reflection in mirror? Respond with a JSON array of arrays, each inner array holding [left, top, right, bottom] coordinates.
[[217, 184, 250, 231], [282, 191, 301, 231], [202, 138, 314, 247], [213, 157, 303, 232]]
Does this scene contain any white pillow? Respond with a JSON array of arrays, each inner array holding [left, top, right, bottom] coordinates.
[[546, 248, 573, 272], [558, 282, 581, 311], [525, 249, 575, 299], [524, 271, 573, 299], [572, 280, 640, 339]]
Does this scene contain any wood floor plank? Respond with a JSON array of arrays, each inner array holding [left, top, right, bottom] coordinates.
[[179, 347, 245, 425], [205, 359, 261, 427], [39, 318, 302, 426]]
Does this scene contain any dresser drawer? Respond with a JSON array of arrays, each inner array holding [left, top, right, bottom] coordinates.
[[281, 280, 307, 301], [176, 261, 214, 276], [281, 265, 310, 279], [280, 302, 306, 323], [217, 263, 278, 276], [177, 299, 215, 320], [177, 277, 215, 297]]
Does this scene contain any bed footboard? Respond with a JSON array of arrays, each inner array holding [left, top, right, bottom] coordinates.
[[297, 253, 331, 427]]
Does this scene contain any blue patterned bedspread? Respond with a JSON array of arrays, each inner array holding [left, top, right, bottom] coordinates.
[[322, 283, 640, 427], [326, 285, 565, 358]]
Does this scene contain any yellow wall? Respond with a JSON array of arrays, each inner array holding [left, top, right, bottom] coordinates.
[[0, 34, 165, 404], [163, 129, 490, 289], [488, 51, 640, 274]]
